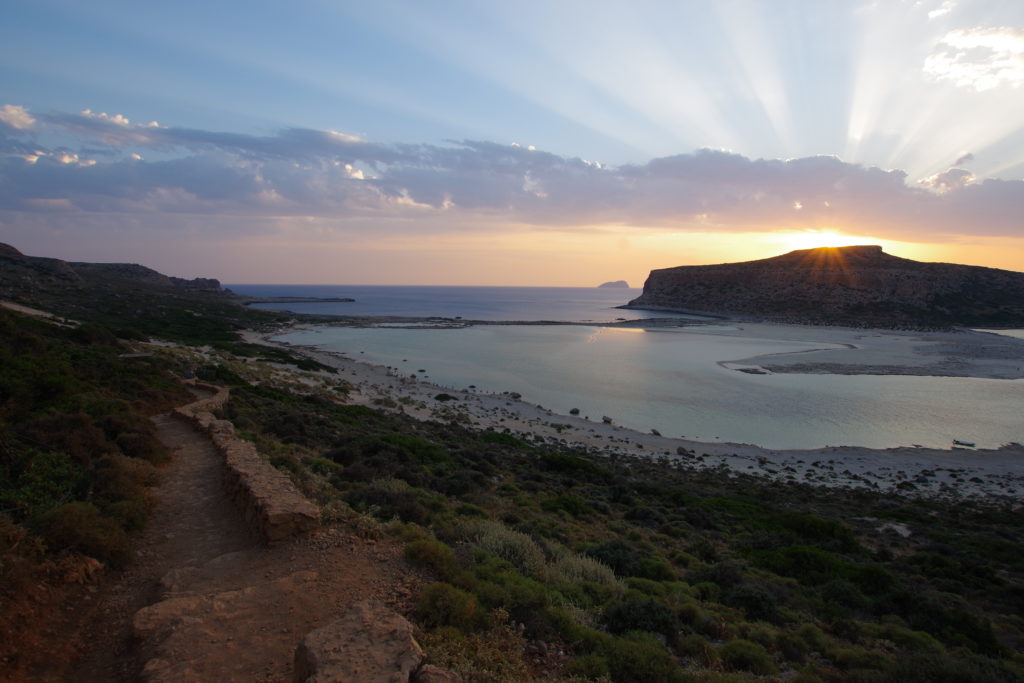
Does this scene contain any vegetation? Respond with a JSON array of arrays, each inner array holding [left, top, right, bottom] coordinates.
[[0, 308, 193, 583], [2, 250, 1022, 680], [212, 365, 1024, 681]]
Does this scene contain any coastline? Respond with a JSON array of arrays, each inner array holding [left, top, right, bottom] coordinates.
[[241, 321, 1024, 502]]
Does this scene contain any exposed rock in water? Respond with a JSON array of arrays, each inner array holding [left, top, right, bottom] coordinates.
[[598, 280, 629, 288], [625, 245, 1024, 328]]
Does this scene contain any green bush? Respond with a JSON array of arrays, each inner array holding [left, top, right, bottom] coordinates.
[[604, 631, 689, 683], [603, 594, 679, 637], [105, 498, 149, 532], [675, 633, 721, 667], [405, 539, 459, 582], [883, 651, 1020, 683], [42, 502, 130, 567], [586, 538, 675, 580], [720, 638, 777, 675], [541, 494, 590, 517], [831, 646, 889, 670], [2, 450, 83, 519], [416, 582, 480, 631], [726, 583, 781, 623], [564, 653, 610, 679], [466, 520, 547, 579]]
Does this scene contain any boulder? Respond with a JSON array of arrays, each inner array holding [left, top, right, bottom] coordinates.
[[294, 600, 424, 683]]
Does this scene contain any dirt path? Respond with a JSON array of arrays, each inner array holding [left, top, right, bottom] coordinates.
[[24, 388, 420, 682]]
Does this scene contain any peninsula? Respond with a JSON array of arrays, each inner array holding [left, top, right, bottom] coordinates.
[[625, 245, 1024, 328]]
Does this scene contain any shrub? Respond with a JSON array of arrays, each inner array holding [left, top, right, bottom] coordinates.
[[3, 450, 83, 519], [471, 554, 549, 618], [883, 651, 1020, 683], [481, 431, 529, 448], [564, 654, 610, 679], [105, 499, 149, 532], [546, 543, 622, 591], [741, 621, 779, 648], [466, 520, 547, 579], [93, 454, 157, 505], [604, 631, 689, 683], [726, 583, 781, 623], [586, 538, 675, 580], [541, 494, 589, 517], [453, 502, 488, 518], [347, 478, 432, 525], [305, 457, 342, 476], [832, 646, 890, 670], [720, 638, 777, 675], [42, 502, 130, 567], [603, 594, 679, 637], [405, 539, 459, 582], [419, 609, 531, 681], [416, 582, 480, 631], [883, 625, 944, 653], [675, 633, 721, 667]]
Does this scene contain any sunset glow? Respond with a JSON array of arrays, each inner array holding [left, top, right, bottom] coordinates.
[[773, 231, 881, 253], [1, 1, 1022, 283]]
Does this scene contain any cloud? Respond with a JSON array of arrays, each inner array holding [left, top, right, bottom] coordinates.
[[1, 105, 1023, 242], [919, 167, 974, 193], [924, 27, 1024, 91], [0, 104, 36, 132], [954, 152, 974, 166], [927, 1, 956, 20]]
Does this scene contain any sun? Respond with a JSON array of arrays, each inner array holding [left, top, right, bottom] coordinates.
[[776, 230, 870, 252]]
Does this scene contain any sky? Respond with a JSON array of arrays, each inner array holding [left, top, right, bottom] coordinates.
[[1, 0, 1023, 286]]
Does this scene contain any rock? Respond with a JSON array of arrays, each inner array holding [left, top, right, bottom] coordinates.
[[597, 280, 629, 289], [135, 571, 321, 682], [293, 600, 423, 683], [626, 245, 1024, 328]]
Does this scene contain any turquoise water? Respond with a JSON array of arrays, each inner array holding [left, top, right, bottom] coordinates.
[[277, 324, 1024, 451]]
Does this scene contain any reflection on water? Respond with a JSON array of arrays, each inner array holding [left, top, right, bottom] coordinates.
[[277, 325, 1024, 450]]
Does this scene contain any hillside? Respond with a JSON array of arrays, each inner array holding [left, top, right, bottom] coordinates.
[[0, 243, 275, 342], [626, 245, 1024, 328]]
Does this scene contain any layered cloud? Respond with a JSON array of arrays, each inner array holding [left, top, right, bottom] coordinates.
[[1, 105, 1022, 241], [925, 27, 1024, 91]]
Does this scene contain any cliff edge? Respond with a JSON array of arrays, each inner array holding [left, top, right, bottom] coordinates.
[[626, 245, 1024, 328]]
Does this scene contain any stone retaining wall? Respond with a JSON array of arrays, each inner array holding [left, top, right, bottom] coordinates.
[[174, 382, 320, 543]]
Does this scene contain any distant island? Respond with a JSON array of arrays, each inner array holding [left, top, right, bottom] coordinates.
[[625, 245, 1024, 328], [597, 280, 629, 289]]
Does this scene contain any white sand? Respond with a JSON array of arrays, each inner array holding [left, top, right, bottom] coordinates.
[[241, 324, 1024, 503]]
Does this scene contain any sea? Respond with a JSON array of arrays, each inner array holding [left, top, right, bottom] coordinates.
[[228, 285, 1024, 451]]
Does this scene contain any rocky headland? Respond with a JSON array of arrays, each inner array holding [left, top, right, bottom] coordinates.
[[0, 243, 221, 292], [625, 245, 1024, 328]]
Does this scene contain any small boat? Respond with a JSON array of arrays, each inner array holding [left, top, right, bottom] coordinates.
[[952, 439, 976, 448]]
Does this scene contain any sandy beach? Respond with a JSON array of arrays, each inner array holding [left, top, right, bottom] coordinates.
[[242, 321, 1024, 502]]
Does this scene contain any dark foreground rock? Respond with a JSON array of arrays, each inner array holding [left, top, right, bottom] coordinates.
[[293, 600, 424, 683]]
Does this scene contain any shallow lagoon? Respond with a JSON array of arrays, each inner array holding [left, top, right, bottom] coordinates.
[[277, 324, 1024, 451]]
